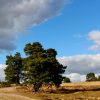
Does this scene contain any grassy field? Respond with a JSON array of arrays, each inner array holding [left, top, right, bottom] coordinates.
[[0, 82, 100, 100], [61, 81, 100, 91], [61, 81, 100, 87], [35, 91, 100, 100]]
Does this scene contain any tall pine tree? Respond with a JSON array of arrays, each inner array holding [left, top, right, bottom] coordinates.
[[23, 42, 67, 92]]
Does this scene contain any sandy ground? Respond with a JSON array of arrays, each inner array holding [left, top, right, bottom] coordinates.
[[0, 87, 36, 100], [0, 93, 36, 100]]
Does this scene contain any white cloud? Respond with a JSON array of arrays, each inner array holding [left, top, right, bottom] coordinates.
[[0, 0, 68, 51], [88, 30, 100, 50], [64, 73, 86, 82], [0, 64, 6, 81], [58, 54, 100, 81], [73, 34, 83, 38], [58, 54, 100, 74]]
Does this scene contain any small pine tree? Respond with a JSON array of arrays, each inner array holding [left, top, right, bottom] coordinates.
[[5, 52, 22, 84], [86, 72, 97, 82], [63, 77, 71, 83]]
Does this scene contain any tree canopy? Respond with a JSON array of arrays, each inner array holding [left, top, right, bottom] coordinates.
[[86, 72, 97, 82], [23, 42, 67, 92]]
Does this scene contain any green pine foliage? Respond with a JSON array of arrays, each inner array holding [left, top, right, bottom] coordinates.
[[23, 42, 67, 92], [5, 52, 22, 84], [86, 72, 100, 82], [63, 77, 71, 83]]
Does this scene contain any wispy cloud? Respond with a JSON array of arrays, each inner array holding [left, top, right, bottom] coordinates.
[[88, 30, 100, 50], [0, 0, 68, 51], [73, 34, 84, 38]]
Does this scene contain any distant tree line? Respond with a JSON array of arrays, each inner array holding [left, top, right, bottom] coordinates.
[[4, 42, 67, 92]]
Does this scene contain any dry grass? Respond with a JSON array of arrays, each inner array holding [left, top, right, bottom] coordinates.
[[37, 91, 100, 100], [15, 82, 100, 100], [0, 82, 100, 100], [31, 82, 100, 100], [61, 82, 100, 91], [61, 81, 100, 87]]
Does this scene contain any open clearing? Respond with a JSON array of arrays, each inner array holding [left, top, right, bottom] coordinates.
[[0, 82, 100, 100], [0, 93, 35, 100]]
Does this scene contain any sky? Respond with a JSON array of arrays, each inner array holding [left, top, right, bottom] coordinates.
[[0, 0, 100, 81]]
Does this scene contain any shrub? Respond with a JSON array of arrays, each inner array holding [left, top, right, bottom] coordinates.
[[0, 81, 11, 88]]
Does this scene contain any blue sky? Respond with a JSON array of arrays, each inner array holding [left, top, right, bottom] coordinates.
[[15, 0, 100, 57], [0, 0, 100, 81]]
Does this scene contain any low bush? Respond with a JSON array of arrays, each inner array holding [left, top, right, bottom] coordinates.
[[0, 81, 11, 88]]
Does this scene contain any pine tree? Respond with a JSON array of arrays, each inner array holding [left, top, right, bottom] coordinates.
[[23, 42, 67, 92], [5, 52, 22, 84]]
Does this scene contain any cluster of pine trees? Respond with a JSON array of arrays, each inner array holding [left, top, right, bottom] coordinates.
[[86, 72, 100, 82], [4, 42, 67, 92]]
